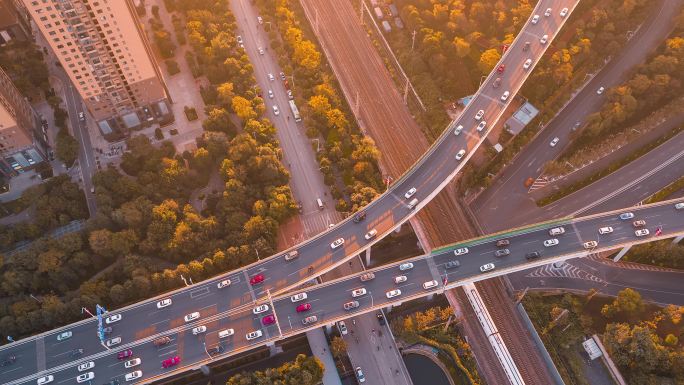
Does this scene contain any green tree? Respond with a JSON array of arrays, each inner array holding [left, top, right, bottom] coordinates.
[[55, 129, 79, 167], [601, 288, 645, 318], [478, 48, 501, 74], [231, 95, 257, 121]]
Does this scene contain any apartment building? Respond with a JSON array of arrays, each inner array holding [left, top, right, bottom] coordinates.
[[20, 0, 172, 137], [0, 65, 46, 178], [0, 0, 31, 45]]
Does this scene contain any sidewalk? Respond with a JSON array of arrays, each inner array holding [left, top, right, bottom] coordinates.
[[305, 328, 343, 385]]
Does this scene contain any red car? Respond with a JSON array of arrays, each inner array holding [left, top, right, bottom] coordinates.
[[162, 356, 181, 368], [262, 314, 276, 325], [497, 64, 505, 73], [250, 274, 265, 285], [117, 349, 133, 360], [296, 303, 311, 313]]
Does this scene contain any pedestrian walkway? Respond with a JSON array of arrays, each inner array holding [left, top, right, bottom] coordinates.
[[305, 328, 343, 385]]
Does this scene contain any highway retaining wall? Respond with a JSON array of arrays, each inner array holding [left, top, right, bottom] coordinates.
[[517, 303, 566, 385]]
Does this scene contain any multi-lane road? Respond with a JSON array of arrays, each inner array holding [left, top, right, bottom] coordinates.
[[5, 199, 684, 385], [0, 1, 576, 384]]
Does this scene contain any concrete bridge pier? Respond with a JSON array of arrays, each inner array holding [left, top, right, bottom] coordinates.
[[365, 248, 371, 266], [612, 245, 632, 262]]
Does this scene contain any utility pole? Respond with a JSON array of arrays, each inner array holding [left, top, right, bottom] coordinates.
[[515, 287, 529, 305], [410, 30, 417, 52]]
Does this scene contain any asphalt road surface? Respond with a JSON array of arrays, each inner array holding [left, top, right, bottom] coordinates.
[[5, 199, 683, 385], [472, 0, 683, 233], [0, 1, 575, 384]]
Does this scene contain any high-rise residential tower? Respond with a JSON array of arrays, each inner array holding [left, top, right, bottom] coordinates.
[[0, 64, 46, 177], [19, 0, 172, 135]]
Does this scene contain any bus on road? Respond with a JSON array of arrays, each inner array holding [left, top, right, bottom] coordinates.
[[289, 100, 301, 122]]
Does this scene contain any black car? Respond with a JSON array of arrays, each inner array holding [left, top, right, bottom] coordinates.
[[526, 251, 541, 260], [444, 260, 460, 269], [376, 312, 386, 326], [209, 345, 225, 355], [1, 355, 16, 366], [353, 211, 367, 223]]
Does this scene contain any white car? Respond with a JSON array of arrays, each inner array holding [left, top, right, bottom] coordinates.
[[455, 149, 466, 161], [124, 358, 141, 369], [531, 14, 540, 24], [253, 304, 269, 314], [246, 330, 263, 340], [268, 90, 274, 99], [272, 105, 280, 115], [57, 331, 72, 341], [338, 321, 348, 335], [217, 279, 231, 289], [330, 238, 345, 249], [356, 367, 366, 383], [454, 247, 469, 256], [268, 73, 274, 81], [236, 35, 243, 46], [394, 275, 407, 284], [386, 289, 402, 299], [476, 121, 487, 132], [37, 375, 54, 385], [474, 109, 485, 120], [543, 238, 559, 247], [480, 263, 495, 272], [399, 262, 414, 271], [287, 90, 294, 99], [404, 187, 417, 199], [192, 326, 207, 335], [619, 212, 634, 220], [184, 312, 200, 322], [598, 226, 613, 235], [105, 314, 121, 324], [76, 372, 94, 383], [675, 202, 684, 209], [583, 241, 598, 249], [291, 292, 308, 302], [157, 298, 172, 309], [219, 329, 235, 338], [106, 337, 121, 347], [125, 371, 142, 382], [596, 86, 605, 95], [78, 112, 85, 122], [560, 7, 569, 17], [549, 227, 565, 236], [365, 229, 378, 240], [540, 34, 548, 44], [544, 7, 552, 16], [500, 91, 510, 101], [549, 137, 560, 147], [453, 124, 463, 135], [423, 280, 438, 290], [78, 362, 94, 372], [257, 16, 263, 24], [635, 229, 650, 237], [523, 58, 532, 70], [351, 288, 367, 297], [258, 47, 264, 55]]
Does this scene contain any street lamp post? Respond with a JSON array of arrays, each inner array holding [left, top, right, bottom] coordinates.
[[202, 341, 213, 361]]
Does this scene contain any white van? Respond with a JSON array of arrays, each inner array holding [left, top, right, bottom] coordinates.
[[407, 198, 419, 210], [317, 198, 324, 210]]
